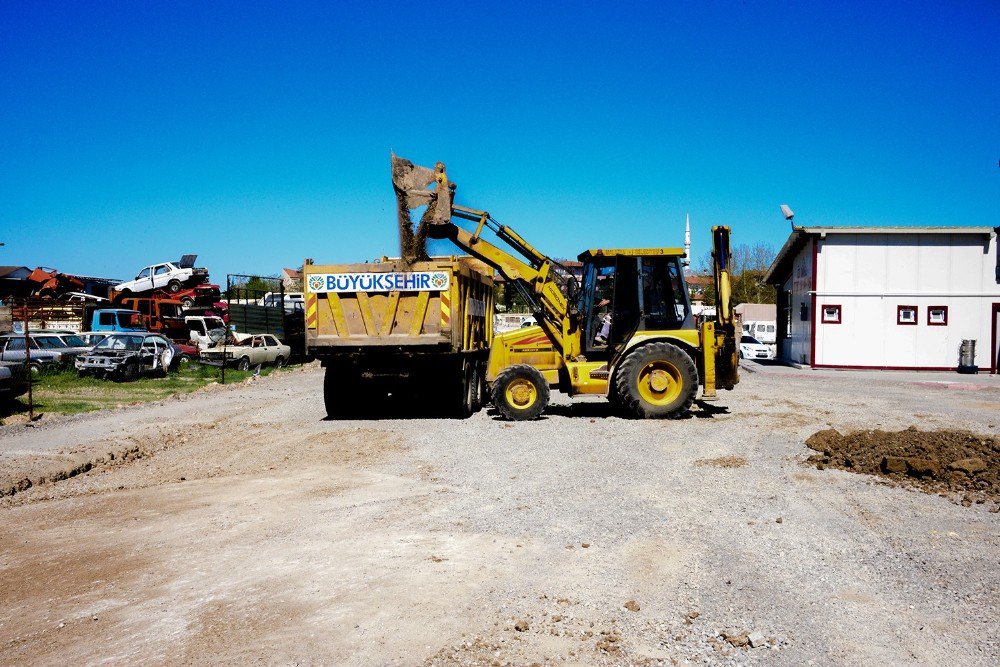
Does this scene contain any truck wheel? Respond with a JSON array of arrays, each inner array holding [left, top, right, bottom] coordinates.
[[462, 361, 476, 416], [324, 365, 360, 418], [470, 363, 483, 411], [614, 342, 697, 419], [167, 280, 181, 293], [492, 364, 549, 421], [118, 359, 141, 383], [237, 357, 251, 371]]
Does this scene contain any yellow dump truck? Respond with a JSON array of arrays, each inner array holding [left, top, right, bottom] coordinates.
[[303, 256, 494, 416]]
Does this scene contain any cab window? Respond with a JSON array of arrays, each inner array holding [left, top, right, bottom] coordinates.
[[640, 256, 689, 328]]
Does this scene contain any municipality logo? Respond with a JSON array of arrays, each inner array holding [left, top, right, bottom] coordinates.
[[308, 275, 325, 292], [431, 272, 448, 289]]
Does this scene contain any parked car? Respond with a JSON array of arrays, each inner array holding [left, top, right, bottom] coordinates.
[[0, 334, 65, 374], [30, 332, 91, 361], [260, 292, 304, 312], [185, 315, 228, 351], [59, 292, 109, 303], [739, 334, 774, 360], [200, 334, 291, 370], [114, 255, 208, 295], [75, 333, 185, 381], [162, 283, 221, 308], [0, 361, 30, 399], [76, 332, 109, 347]]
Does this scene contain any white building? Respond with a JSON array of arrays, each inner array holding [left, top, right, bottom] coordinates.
[[764, 226, 1000, 372]]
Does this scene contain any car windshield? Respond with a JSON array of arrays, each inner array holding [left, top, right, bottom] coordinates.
[[33, 336, 69, 349], [63, 335, 87, 347], [94, 335, 145, 351], [742, 335, 762, 345]]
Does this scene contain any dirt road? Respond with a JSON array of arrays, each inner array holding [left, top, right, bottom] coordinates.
[[2, 366, 998, 665]]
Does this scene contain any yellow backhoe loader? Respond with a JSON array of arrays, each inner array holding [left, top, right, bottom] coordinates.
[[391, 155, 738, 420]]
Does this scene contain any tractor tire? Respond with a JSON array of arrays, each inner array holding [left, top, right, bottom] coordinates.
[[491, 364, 549, 421], [167, 280, 181, 293], [237, 357, 251, 371], [614, 342, 698, 419]]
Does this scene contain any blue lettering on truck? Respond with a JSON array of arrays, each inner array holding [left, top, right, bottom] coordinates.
[[307, 271, 450, 293]]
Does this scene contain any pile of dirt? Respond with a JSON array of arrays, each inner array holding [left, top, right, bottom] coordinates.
[[805, 426, 1000, 507], [390, 153, 451, 266]]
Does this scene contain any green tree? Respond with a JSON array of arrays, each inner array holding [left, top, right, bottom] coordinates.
[[696, 242, 777, 306]]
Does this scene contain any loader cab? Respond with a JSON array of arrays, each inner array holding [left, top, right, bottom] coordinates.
[[577, 249, 693, 359]]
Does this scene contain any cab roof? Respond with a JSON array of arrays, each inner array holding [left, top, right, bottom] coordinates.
[[577, 247, 686, 261]]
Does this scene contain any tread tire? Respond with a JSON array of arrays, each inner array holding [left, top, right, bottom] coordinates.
[[324, 365, 361, 418], [491, 364, 549, 421], [118, 359, 141, 383], [237, 357, 251, 371], [614, 342, 697, 419]]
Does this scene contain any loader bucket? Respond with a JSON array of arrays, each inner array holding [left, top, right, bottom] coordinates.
[[391, 153, 453, 265]]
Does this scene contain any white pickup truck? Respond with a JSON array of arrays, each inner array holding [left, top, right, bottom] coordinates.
[[115, 255, 209, 295]]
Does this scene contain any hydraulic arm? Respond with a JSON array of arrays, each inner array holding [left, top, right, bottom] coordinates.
[[392, 154, 580, 359]]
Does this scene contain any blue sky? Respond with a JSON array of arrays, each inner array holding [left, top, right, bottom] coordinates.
[[2, 1, 997, 281]]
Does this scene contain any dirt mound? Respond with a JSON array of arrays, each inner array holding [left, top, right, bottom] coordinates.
[[805, 427, 1000, 507]]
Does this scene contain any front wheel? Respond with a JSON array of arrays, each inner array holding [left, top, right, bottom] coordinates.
[[181, 297, 195, 308], [237, 357, 251, 371], [118, 359, 142, 382], [492, 364, 549, 421], [614, 342, 698, 419]]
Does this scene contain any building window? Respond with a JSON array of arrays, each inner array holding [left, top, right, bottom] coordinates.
[[927, 305, 948, 326], [821, 304, 841, 324], [897, 305, 917, 325]]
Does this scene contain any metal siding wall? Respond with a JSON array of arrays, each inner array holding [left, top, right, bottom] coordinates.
[[814, 232, 999, 368]]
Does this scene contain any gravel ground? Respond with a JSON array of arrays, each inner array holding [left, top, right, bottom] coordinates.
[[1, 363, 998, 665]]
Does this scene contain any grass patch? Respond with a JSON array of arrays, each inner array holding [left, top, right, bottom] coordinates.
[[3, 363, 282, 417]]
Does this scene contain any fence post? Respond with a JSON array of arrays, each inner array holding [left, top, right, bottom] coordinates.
[[22, 299, 34, 420]]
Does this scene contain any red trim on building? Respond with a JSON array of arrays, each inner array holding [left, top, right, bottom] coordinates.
[[809, 240, 818, 367], [896, 304, 918, 325], [926, 305, 948, 326], [813, 364, 955, 371], [820, 304, 842, 324], [991, 303, 999, 375]]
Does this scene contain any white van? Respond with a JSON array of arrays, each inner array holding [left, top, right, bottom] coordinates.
[[742, 321, 776, 346]]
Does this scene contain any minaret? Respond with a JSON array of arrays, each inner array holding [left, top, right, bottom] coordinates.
[[683, 213, 691, 268]]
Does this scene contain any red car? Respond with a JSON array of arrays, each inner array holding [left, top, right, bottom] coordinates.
[[157, 283, 222, 308]]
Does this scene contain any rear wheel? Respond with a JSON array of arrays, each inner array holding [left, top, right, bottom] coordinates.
[[451, 359, 474, 418], [181, 297, 195, 308], [167, 280, 181, 293], [615, 342, 697, 419], [324, 365, 361, 418], [492, 364, 549, 421], [274, 356, 285, 369]]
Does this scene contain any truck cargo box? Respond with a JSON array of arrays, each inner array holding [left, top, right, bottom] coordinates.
[[304, 256, 495, 417], [304, 257, 493, 353]]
